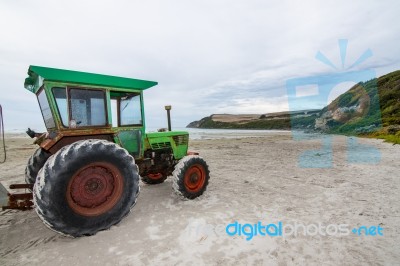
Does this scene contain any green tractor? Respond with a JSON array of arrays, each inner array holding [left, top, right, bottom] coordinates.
[[1, 65, 210, 237]]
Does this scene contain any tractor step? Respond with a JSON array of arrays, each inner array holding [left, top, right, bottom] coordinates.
[[0, 182, 34, 211]]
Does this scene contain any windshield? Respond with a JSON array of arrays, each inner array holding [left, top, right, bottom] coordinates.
[[51, 87, 108, 128], [70, 89, 107, 127]]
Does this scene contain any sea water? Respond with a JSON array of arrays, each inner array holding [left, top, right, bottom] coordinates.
[[7, 127, 293, 140], [147, 127, 291, 140]]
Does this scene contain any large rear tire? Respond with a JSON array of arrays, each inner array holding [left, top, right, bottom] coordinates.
[[172, 155, 210, 199], [33, 139, 139, 237], [25, 148, 51, 184]]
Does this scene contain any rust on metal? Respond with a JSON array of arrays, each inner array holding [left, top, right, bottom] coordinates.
[[33, 132, 47, 145], [48, 134, 113, 154], [66, 162, 124, 217], [9, 193, 33, 201], [146, 173, 164, 181], [1, 184, 34, 211], [9, 184, 34, 189], [184, 164, 206, 193]]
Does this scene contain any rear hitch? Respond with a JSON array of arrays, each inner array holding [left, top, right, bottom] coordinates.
[[0, 182, 34, 211]]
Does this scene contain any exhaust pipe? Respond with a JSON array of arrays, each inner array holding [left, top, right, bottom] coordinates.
[[165, 105, 172, 131]]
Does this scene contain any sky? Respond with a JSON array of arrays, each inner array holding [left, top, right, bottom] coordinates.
[[0, 0, 399, 131]]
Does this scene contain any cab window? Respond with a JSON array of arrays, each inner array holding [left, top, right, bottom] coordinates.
[[111, 92, 143, 126], [37, 89, 55, 129], [120, 94, 142, 125], [52, 87, 68, 126], [69, 89, 107, 127]]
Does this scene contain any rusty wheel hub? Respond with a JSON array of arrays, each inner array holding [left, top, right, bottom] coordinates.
[[67, 162, 123, 216], [147, 173, 163, 180], [184, 164, 205, 193]]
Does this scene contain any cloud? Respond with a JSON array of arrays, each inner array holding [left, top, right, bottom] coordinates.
[[0, 0, 399, 130]]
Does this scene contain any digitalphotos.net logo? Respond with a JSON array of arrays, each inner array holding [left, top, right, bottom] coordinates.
[[185, 220, 384, 242], [286, 39, 382, 168]]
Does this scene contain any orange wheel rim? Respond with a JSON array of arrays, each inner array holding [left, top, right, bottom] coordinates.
[[147, 173, 163, 180], [66, 162, 124, 216], [184, 164, 206, 193]]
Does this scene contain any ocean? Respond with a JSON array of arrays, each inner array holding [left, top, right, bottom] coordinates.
[[6, 127, 292, 140], [147, 127, 291, 140]]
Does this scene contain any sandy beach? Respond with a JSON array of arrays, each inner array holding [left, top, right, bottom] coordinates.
[[0, 132, 399, 265]]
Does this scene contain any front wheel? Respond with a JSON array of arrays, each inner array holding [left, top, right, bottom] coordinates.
[[33, 139, 139, 237], [172, 155, 210, 199]]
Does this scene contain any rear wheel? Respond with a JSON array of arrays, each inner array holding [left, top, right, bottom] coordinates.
[[25, 148, 51, 184], [141, 173, 167, 184], [33, 139, 139, 237], [172, 155, 210, 199]]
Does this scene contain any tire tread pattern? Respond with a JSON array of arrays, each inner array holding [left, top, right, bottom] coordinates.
[[33, 139, 139, 237], [172, 155, 210, 199], [25, 148, 51, 184]]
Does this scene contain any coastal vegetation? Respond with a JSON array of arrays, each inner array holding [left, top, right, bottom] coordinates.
[[187, 70, 400, 144]]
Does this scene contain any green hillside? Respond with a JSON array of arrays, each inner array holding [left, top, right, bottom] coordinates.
[[323, 70, 400, 133], [377, 70, 400, 125], [188, 115, 291, 130], [187, 70, 400, 143], [321, 70, 400, 143]]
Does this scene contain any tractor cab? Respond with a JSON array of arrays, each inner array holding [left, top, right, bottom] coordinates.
[[24, 65, 186, 158]]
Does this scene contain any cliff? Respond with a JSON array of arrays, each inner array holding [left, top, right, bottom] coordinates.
[[187, 70, 400, 143]]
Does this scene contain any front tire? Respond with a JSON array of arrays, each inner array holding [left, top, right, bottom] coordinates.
[[33, 139, 139, 237], [172, 155, 210, 199]]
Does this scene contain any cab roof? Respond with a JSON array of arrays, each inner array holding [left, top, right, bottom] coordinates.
[[24, 65, 158, 93]]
